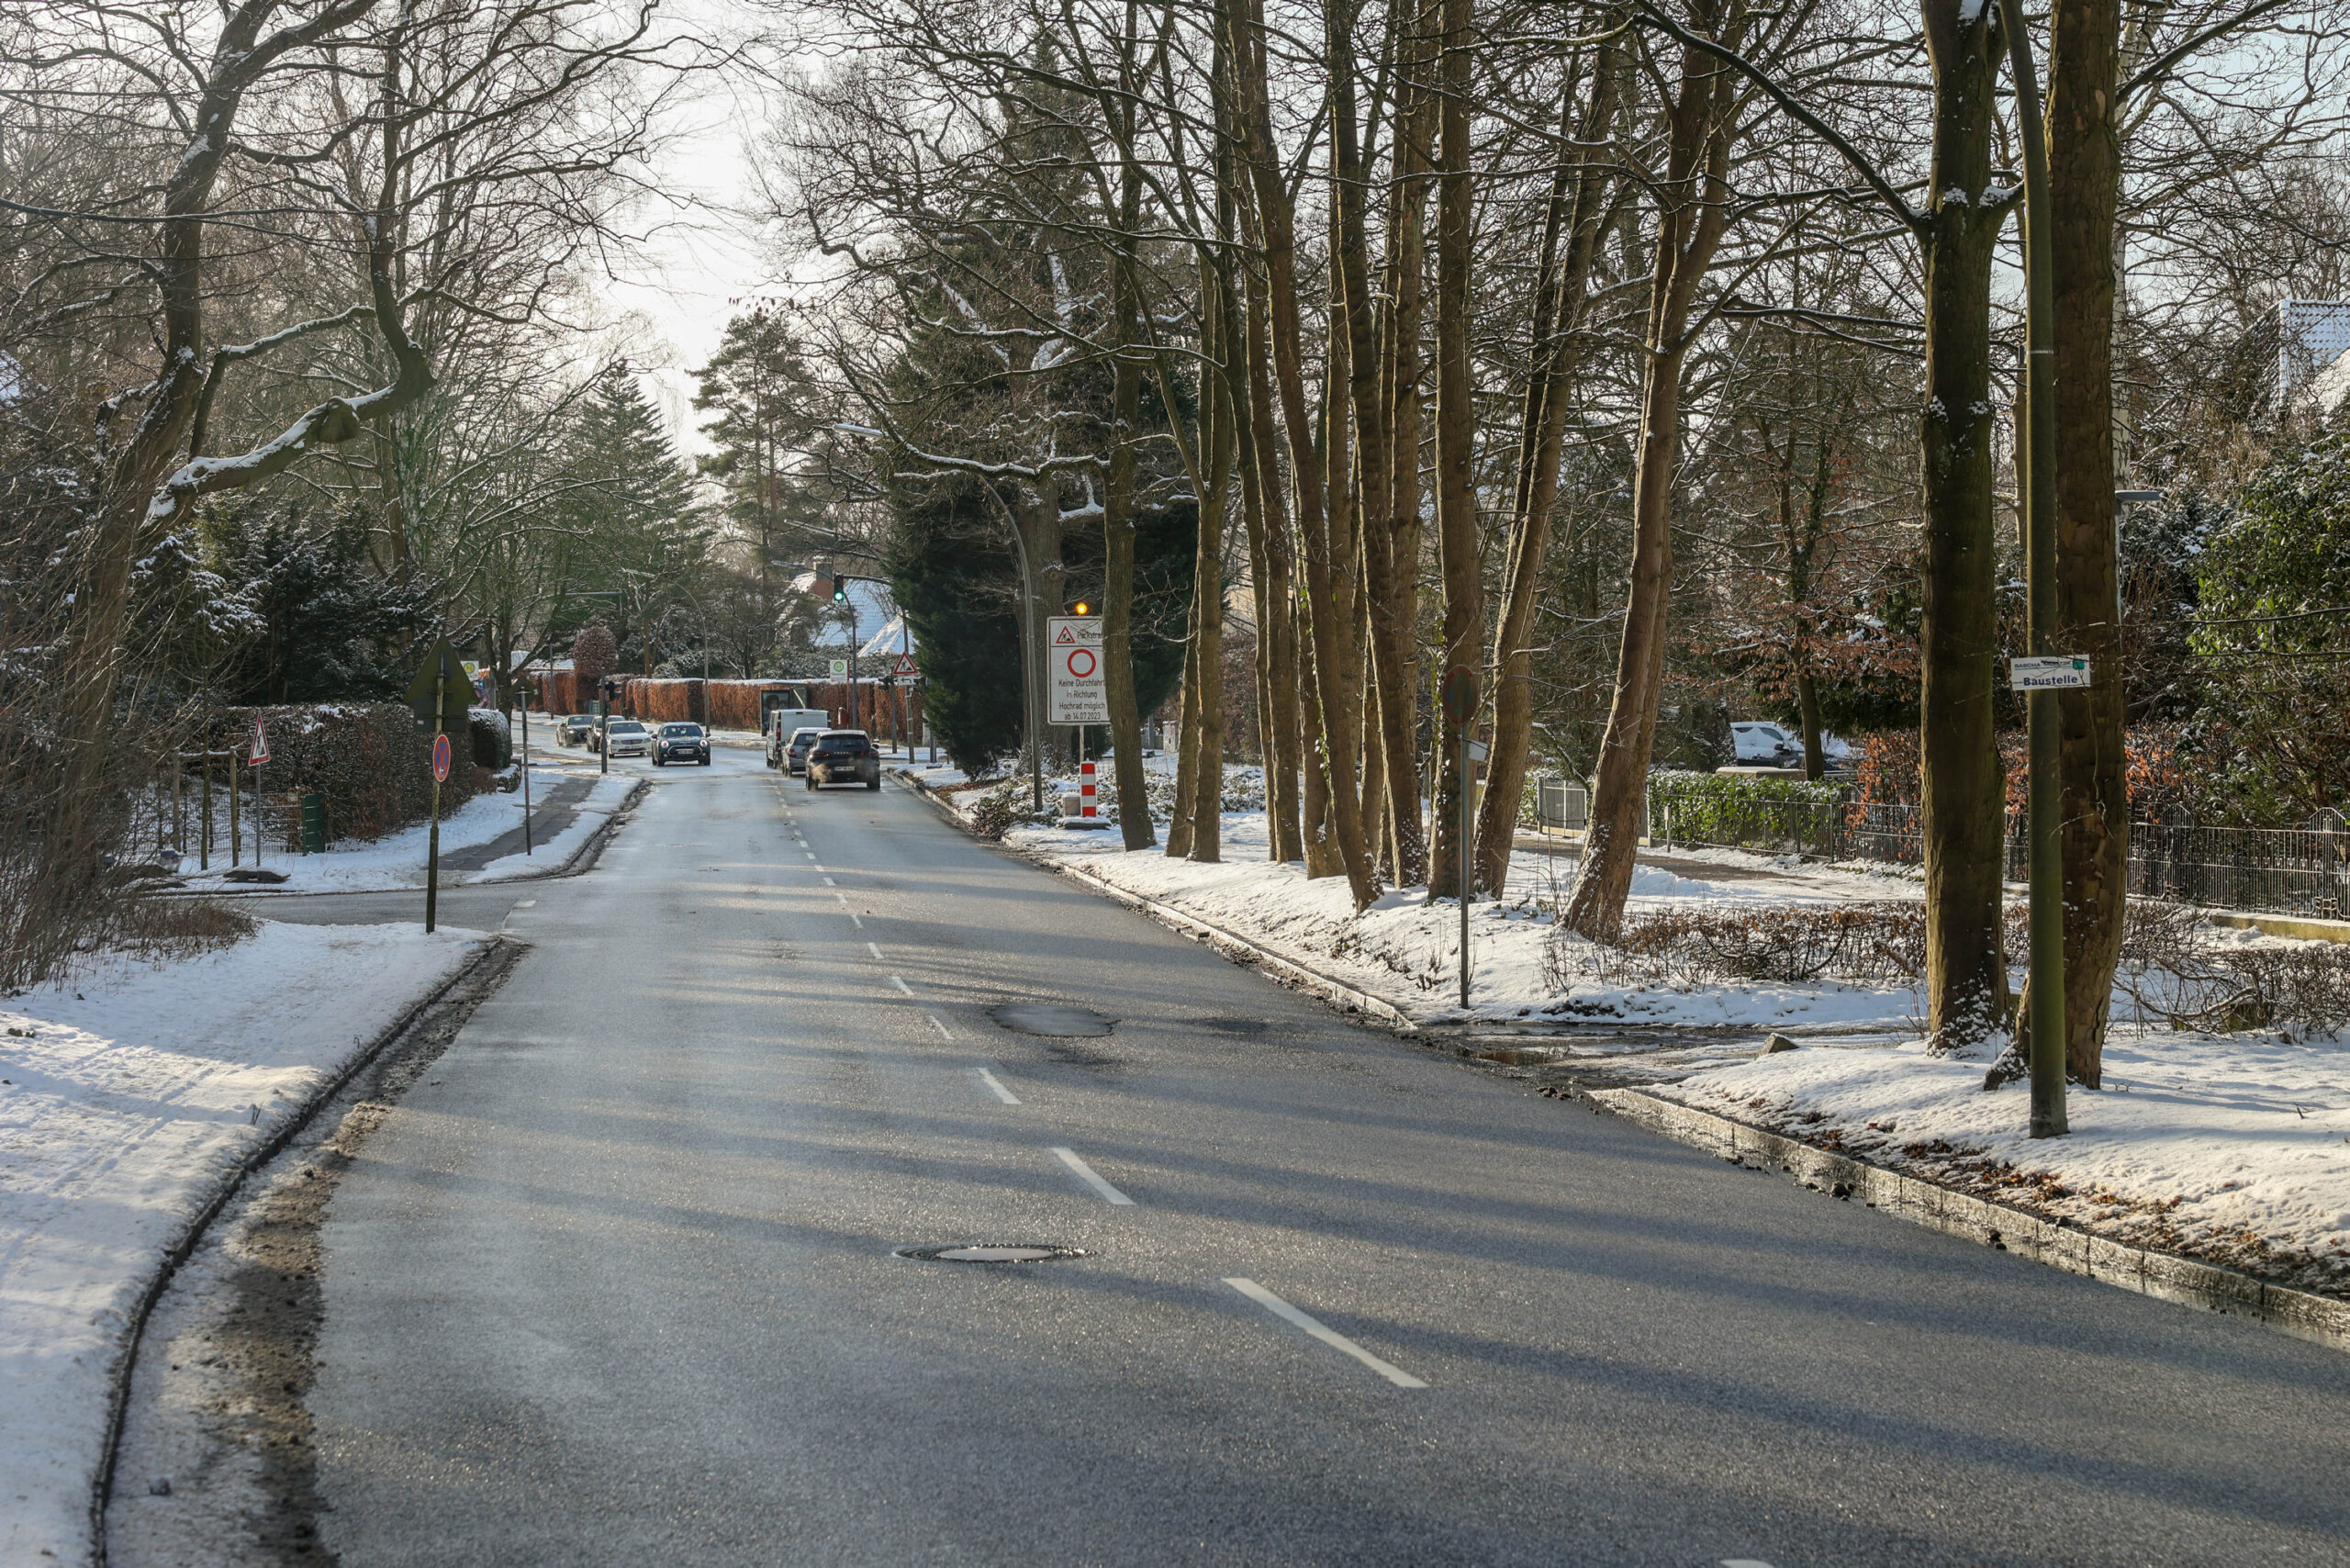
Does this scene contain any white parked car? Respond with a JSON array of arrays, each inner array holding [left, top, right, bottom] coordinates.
[[1729, 721, 1801, 766]]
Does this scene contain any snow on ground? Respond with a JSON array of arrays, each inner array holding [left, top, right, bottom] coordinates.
[[1651, 1033, 2350, 1292], [973, 794, 1920, 1033], [0, 921, 484, 1566], [917, 768, 2350, 1294], [173, 763, 631, 896]]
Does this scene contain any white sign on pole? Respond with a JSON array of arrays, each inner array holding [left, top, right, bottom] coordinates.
[[2009, 655, 2093, 691], [1046, 616, 1108, 725], [250, 719, 271, 766], [829, 657, 850, 679]]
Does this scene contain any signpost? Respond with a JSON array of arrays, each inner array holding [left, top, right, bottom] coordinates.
[[1046, 616, 1108, 726], [1441, 666, 1480, 1010], [2009, 655, 2092, 691], [404, 640, 469, 934]]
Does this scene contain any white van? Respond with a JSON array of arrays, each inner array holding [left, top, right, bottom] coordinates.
[[766, 709, 832, 767]]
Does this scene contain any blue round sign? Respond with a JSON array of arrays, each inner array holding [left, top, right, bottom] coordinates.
[[431, 732, 453, 782]]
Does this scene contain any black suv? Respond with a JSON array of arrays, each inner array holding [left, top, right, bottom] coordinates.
[[806, 731, 880, 790], [654, 722, 711, 766]]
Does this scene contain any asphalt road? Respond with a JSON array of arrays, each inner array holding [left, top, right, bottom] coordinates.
[[304, 750, 2350, 1566]]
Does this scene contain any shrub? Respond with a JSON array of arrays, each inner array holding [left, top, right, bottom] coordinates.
[[1647, 768, 1845, 850], [1567, 901, 1929, 988], [218, 703, 481, 845]]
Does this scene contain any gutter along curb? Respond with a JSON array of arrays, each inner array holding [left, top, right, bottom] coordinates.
[[88, 936, 521, 1564], [890, 770, 1418, 1034], [1588, 1086, 2350, 1355], [890, 770, 2349, 1354]]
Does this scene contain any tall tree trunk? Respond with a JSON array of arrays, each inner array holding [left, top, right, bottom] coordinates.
[[1916, 0, 2012, 1051], [2047, 0, 2125, 1085], [1176, 246, 1238, 862], [1239, 248, 1306, 861], [1233, 0, 1377, 905], [1427, 0, 1483, 900], [1104, 89, 1155, 850], [1330, 0, 1429, 888], [1473, 45, 1618, 895], [1562, 35, 1736, 938]]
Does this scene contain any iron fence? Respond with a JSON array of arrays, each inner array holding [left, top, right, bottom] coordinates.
[[1644, 790, 2350, 919]]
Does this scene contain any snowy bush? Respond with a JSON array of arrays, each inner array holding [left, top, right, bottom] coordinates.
[[1647, 767, 1845, 851]]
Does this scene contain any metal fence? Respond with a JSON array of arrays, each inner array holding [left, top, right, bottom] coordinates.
[[1642, 790, 2350, 919]]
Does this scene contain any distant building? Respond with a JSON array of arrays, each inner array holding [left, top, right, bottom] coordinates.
[[2239, 299, 2350, 416]]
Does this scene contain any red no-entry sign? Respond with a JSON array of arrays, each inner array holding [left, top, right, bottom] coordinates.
[[431, 733, 453, 782]]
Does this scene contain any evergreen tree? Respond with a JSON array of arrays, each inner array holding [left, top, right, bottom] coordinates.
[[199, 499, 436, 703], [561, 365, 711, 670], [694, 309, 838, 577]]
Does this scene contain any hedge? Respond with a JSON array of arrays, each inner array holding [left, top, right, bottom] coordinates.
[[213, 703, 486, 845], [1647, 767, 1845, 849]]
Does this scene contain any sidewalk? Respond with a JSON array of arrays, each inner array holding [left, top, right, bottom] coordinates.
[[0, 922, 488, 1566]]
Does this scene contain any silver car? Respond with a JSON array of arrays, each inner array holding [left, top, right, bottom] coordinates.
[[603, 719, 651, 758]]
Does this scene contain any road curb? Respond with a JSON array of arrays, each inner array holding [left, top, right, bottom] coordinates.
[[1586, 1085, 2350, 1355], [890, 769, 1419, 1033], [89, 935, 522, 1563]]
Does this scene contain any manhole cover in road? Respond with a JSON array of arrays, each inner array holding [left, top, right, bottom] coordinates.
[[895, 1243, 1090, 1263], [988, 1002, 1114, 1038]]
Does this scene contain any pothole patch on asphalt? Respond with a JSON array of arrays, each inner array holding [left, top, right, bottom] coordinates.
[[1192, 1017, 1270, 1036], [895, 1243, 1090, 1263], [988, 1002, 1114, 1037]]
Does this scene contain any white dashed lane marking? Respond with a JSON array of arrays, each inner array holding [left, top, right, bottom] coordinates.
[[1049, 1147, 1134, 1205], [888, 976, 914, 996], [1223, 1279, 1427, 1388], [977, 1067, 1019, 1103]]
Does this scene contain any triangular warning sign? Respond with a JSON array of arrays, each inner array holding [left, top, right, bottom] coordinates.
[[1056, 625, 1077, 644]]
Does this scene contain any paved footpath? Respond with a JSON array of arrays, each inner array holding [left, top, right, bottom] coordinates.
[[289, 751, 2350, 1566]]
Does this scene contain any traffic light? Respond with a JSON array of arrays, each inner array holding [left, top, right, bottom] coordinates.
[[833, 577, 850, 605]]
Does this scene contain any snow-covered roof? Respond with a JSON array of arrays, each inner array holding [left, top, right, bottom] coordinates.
[[791, 571, 901, 653]]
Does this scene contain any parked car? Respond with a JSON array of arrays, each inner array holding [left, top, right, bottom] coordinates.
[[1729, 721, 1801, 767], [782, 726, 827, 777], [806, 730, 881, 791], [602, 719, 652, 759], [654, 722, 711, 767], [556, 713, 597, 746], [764, 708, 833, 767]]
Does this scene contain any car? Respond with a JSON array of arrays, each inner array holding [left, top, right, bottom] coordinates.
[[805, 730, 881, 791], [765, 708, 833, 768], [1729, 721, 1801, 767], [653, 721, 711, 767], [782, 726, 826, 777], [602, 719, 652, 759], [555, 713, 597, 746]]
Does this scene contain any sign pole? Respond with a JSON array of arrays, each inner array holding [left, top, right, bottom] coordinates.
[[1441, 666, 1479, 1011], [2007, 13, 2065, 1138], [427, 666, 445, 934], [520, 689, 533, 855]]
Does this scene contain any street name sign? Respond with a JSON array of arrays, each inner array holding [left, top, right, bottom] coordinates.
[[1047, 616, 1108, 725], [2009, 655, 2092, 691]]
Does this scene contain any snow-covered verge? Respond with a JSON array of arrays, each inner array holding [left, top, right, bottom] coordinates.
[[965, 792, 1921, 1033], [913, 774, 2350, 1301], [171, 764, 630, 895], [0, 921, 485, 1565], [1651, 1036, 2350, 1299]]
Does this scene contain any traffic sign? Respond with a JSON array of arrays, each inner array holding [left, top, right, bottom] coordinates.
[[829, 657, 850, 679], [2009, 655, 2092, 690], [891, 653, 919, 678], [249, 719, 271, 767], [404, 640, 471, 733], [1440, 665, 1479, 724], [431, 733, 453, 783], [1047, 616, 1107, 725]]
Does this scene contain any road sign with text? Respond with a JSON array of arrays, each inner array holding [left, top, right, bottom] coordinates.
[[1047, 616, 1107, 725], [2009, 655, 2092, 690]]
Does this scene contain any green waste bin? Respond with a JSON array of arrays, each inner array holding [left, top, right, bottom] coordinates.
[[298, 791, 326, 855]]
